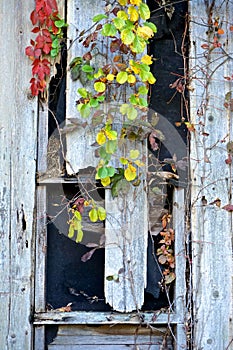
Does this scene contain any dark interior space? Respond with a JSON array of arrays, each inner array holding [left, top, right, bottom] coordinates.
[[46, 0, 188, 313]]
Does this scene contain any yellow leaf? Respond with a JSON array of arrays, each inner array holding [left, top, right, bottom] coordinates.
[[89, 208, 98, 222], [116, 71, 128, 84], [106, 73, 115, 81], [105, 129, 117, 140], [129, 60, 140, 74], [130, 0, 142, 5], [130, 149, 140, 159], [101, 176, 111, 187], [127, 74, 136, 84], [148, 72, 156, 84], [94, 81, 106, 92], [137, 26, 154, 39], [134, 159, 145, 167], [128, 6, 139, 22], [141, 54, 153, 65], [124, 164, 137, 181], [118, 0, 127, 5], [96, 131, 106, 145], [117, 10, 128, 20], [121, 29, 135, 45]]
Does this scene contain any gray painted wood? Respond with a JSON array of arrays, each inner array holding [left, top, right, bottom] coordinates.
[[66, 0, 148, 312], [66, 0, 102, 174], [34, 310, 180, 325], [190, 1, 233, 349], [48, 325, 173, 349], [173, 189, 186, 349], [0, 1, 38, 349]]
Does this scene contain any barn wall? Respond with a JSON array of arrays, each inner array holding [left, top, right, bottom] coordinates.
[[0, 1, 38, 349]]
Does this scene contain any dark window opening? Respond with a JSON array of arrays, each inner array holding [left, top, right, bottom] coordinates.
[[45, 0, 188, 313]]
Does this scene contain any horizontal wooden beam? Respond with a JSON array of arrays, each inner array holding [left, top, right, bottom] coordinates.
[[34, 311, 182, 325]]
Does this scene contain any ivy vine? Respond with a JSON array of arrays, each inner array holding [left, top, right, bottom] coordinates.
[[26, 0, 176, 285]]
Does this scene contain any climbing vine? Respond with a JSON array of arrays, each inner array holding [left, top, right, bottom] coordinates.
[[25, 0, 67, 96], [26, 0, 177, 284]]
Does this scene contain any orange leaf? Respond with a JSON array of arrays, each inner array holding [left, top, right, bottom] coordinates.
[[217, 28, 224, 35]]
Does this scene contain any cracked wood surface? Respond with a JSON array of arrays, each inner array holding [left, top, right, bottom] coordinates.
[[0, 1, 38, 349], [190, 1, 233, 348]]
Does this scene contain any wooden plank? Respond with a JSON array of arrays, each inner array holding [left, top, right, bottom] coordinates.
[[104, 182, 148, 312], [48, 346, 170, 350], [66, 0, 148, 312], [190, 1, 233, 349], [48, 325, 173, 349], [34, 311, 180, 325], [66, 0, 102, 174], [173, 188, 186, 350], [0, 1, 38, 349]]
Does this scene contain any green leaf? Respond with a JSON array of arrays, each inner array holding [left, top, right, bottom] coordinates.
[[106, 140, 117, 154], [116, 71, 128, 84], [121, 28, 135, 45], [94, 82, 106, 92], [98, 167, 109, 179], [55, 19, 66, 28], [90, 98, 99, 108], [78, 103, 91, 118], [107, 166, 116, 177], [127, 106, 137, 120], [76, 229, 83, 243], [97, 95, 105, 102], [81, 64, 94, 73], [138, 97, 148, 107], [50, 48, 59, 57], [113, 17, 125, 30], [120, 103, 129, 115], [138, 85, 148, 95], [129, 94, 138, 105], [99, 146, 111, 161], [139, 69, 150, 82], [101, 23, 117, 37], [131, 35, 146, 54], [139, 3, 150, 20], [144, 21, 157, 33], [78, 88, 88, 98], [120, 157, 128, 165], [97, 206, 107, 220], [92, 14, 108, 22], [89, 208, 98, 222], [52, 38, 59, 48]]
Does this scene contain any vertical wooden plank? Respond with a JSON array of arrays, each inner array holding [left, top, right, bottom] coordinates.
[[0, 0, 38, 349], [173, 188, 186, 349], [104, 173, 148, 312], [66, 0, 102, 174], [66, 0, 148, 312], [190, 1, 233, 348]]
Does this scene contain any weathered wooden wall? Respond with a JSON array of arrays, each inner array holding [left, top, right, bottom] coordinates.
[[190, 1, 233, 349], [0, 1, 38, 349]]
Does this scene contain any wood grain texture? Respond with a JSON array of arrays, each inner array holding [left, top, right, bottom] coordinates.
[[0, 0, 38, 349], [48, 325, 173, 349], [190, 1, 233, 349]]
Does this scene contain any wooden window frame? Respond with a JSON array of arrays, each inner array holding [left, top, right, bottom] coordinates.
[[33, 1, 187, 349]]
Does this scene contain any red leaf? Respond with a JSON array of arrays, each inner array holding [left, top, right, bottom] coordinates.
[[73, 198, 85, 214], [32, 26, 40, 33], [201, 43, 209, 49], [222, 204, 233, 212], [30, 10, 38, 25], [225, 154, 232, 165]]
